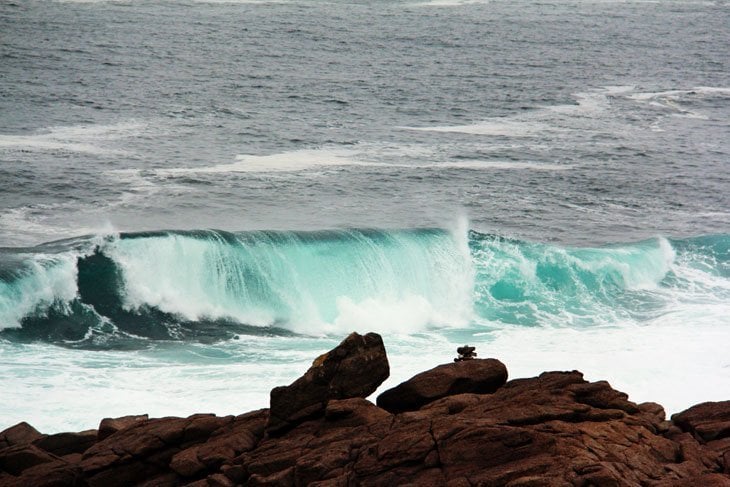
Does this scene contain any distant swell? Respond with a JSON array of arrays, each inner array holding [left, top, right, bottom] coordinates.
[[0, 229, 728, 348]]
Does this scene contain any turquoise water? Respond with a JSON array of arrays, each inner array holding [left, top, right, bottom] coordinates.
[[3, 229, 727, 345]]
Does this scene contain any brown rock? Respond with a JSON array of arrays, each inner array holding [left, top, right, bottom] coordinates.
[[707, 437, 730, 473], [84, 459, 163, 487], [97, 414, 149, 441], [267, 332, 389, 434], [0, 458, 82, 487], [653, 473, 730, 486], [33, 429, 97, 456], [180, 479, 208, 487], [0, 444, 58, 475], [170, 447, 206, 477], [80, 414, 232, 486], [136, 472, 180, 487], [673, 401, 730, 443], [234, 368, 728, 486], [206, 473, 234, 486], [174, 408, 268, 478], [221, 463, 246, 483], [0, 422, 43, 448], [376, 358, 507, 413], [3, 335, 730, 487]]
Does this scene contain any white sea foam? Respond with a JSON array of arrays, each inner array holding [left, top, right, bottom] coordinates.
[[332, 294, 445, 335], [411, 0, 490, 7], [0, 122, 145, 155], [0, 206, 63, 247], [0, 204, 120, 248], [581, 237, 676, 291], [215, 150, 381, 172], [485, 315, 730, 416], [0, 253, 79, 330], [101, 227, 476, 335], [151, 149, 378, 174], [155, 148, 569, 175], [401, 88, 616, 137], [0, 337, 308, 433], [692, 86, 730, 95], [475, 238, 730, 416], [401, 119, 552, 137], [326, 231, 475, 335], [628, 86, 730, 119], [630, 87, 730, 101], [3, 307, 729, 433], [0, 136, 101, 154], [192, 0, 291, 3], [403, 84, 727, 141]]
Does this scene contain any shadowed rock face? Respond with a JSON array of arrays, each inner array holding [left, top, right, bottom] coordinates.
[[0, 424, 43, 451], [376, 358, 508, 413], [267, 331, 390, 435], [33, 431, 97, 457], [673, 401, 730, 443], [1, 333, 730, 487]]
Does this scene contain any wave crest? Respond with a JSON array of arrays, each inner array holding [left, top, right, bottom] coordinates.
[[0, 228, 727, 347]]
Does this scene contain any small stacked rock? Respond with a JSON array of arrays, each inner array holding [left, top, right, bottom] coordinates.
[[454, 344, 477, 362]]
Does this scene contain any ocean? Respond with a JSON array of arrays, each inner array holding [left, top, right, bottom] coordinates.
[[0, 0, 728, 433]]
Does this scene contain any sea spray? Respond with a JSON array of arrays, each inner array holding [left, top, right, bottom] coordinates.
[[0, 228, 474, 342], [0, 252, 79, 330], [0, 229, 728, 345]]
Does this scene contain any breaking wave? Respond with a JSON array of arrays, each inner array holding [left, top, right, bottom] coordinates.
[[0, 228, 727, 348]]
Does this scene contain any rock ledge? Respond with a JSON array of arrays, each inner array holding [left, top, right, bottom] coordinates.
[[2, 332, 729, 487]]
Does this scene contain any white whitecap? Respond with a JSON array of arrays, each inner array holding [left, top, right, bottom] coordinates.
[[401, 119, 552, 137], [401, 88, 620, 137], [0, 253, 79, 330], [0, 121, 145, 155], [410, 0, 490, 7], [152, 147, 570, 175]]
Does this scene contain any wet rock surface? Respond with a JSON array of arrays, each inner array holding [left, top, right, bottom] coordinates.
[[1, 332, 729, 486]]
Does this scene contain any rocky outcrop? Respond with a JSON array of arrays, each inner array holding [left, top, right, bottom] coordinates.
[[0, 444, 58, 477], [376, 358, 507, 413], [1, 332, 729, 486], [33, 430, 98, 457], [673, 401, 730, 443], [267, 331, 389, 435], [0, 423, 42, 449], [672, 401, 730, 475], [97, 414, 148, 441], [234, 371, 730, 486]]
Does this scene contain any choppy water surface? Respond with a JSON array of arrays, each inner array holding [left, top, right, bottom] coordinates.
[[0, 0, 728, 432]]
